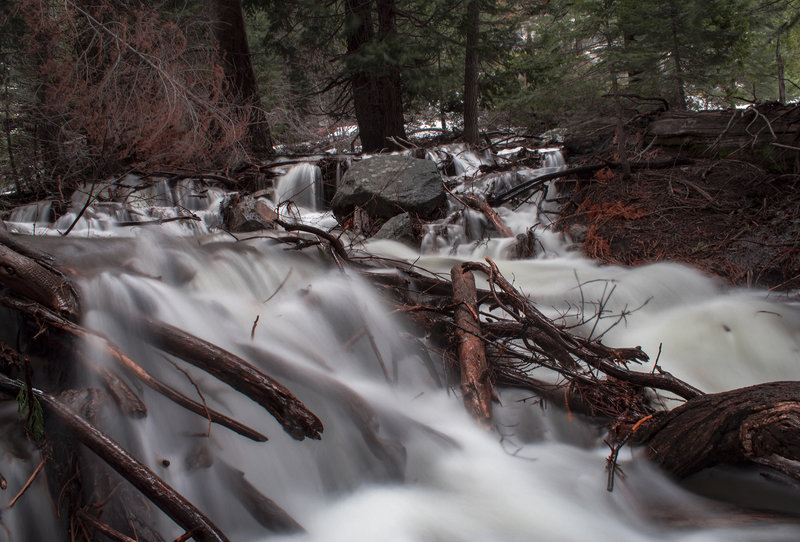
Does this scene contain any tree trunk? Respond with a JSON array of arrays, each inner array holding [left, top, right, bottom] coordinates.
[[607, 36, 631, 179], [776, 36, 786, 104], [207, 0, 273, 154], [635, 381, 800, 480], [344, 0, 406, 153], [463, 0, 480, 145], [668, 5, 687, 110], [646, 104, 800, 173]]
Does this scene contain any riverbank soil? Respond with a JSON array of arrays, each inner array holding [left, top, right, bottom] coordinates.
[[556, 154, 800, 292]]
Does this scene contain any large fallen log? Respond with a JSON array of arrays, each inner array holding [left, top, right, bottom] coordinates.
[[634, 381, 800, 481], [646, 103, 800, 173], [0, 231, 78, 316], [140, 318, 323, 441]]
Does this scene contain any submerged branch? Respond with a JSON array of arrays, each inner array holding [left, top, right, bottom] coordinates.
[[0, 375, 230, 542]]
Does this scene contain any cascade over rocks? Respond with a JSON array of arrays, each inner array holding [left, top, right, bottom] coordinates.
[[330, 155, 446, 223]]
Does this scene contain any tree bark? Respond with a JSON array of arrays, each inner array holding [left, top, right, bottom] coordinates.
[[0, 232, 78, 316], [207, 0, 273, 154], [344, 0, 406, 152], [668, 4, 687, 110], [776, 36, 786, 104], [635, 381, 800, 481], [463, 0, 480, 145], [451, 263, 493, 427]]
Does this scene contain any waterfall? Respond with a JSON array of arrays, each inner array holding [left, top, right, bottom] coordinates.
[[274, 163, 323, 210], [3, 143, 800, 541]]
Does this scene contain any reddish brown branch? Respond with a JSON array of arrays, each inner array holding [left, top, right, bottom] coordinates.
[[0, 375, 230, 542], [451, 263, 494, 427]]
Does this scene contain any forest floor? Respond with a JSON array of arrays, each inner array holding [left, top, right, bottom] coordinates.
[[555, 153, 800, 294]]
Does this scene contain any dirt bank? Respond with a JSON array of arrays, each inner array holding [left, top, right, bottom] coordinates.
[[556, 154, 800, 293]]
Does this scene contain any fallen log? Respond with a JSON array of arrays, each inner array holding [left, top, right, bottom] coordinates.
[[0, 234, 78, 317], [489, 157, 694, 206], [634, 381, 800, 481], [140, 318, 323, 441], [646, 104, 800, 173], [0, 374, 230, 542], [451, 263, 494, 427]]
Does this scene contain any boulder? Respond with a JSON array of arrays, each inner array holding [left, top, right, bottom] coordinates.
[[373, 212, 418, 245], [331, 155, 445, 222], [221, 193, 277, 232]]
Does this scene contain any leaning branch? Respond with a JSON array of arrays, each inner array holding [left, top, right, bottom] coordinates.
[[0, 375, 230, 542]]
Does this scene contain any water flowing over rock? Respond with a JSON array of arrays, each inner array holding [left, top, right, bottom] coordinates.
[[330, 155, 446, 222]]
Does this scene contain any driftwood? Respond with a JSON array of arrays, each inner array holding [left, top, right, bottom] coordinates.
[[0, 375, 230, 542], [451, 263, 494, 427], [140, 318, 323, 441]]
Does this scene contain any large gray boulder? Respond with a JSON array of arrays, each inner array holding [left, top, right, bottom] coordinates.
[[331, 155, 445, 222]]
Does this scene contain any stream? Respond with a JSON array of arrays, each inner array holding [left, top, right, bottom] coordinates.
[[3, 144, 800, 541]]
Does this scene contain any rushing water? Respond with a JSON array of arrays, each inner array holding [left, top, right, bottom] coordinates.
[[3, 147, 800, 541]]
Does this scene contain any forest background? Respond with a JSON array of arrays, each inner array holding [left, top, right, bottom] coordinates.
[[0, 0, 799, 200]]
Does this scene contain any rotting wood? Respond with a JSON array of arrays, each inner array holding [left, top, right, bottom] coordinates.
[[0, 374, 230, 542], [451, 263, 493, 427]]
